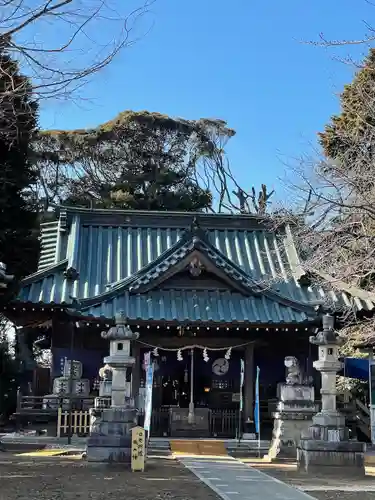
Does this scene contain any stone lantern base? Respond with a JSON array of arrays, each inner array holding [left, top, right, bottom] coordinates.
[[86, 406, 137, 463], [297, 411, 365, 477], [297, 438, 365, 477], [296, 313, 366, 477]]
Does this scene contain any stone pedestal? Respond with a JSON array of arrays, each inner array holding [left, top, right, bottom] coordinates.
[[86, 312, 139, 464], [297, 314, 365, 477], [87, 407, 137, 463], [267, 382, 317, 460]]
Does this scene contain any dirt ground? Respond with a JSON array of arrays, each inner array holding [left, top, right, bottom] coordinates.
[[247, 458, 375, 500], [3, 453, 375, 500], [0, 455, 220, 500]]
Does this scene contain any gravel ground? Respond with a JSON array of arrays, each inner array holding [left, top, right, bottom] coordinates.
[[3, 454, 375, 500], [248, 459, 375, 500], [312, 494, 375, 500], [0, 455, 220, 500]]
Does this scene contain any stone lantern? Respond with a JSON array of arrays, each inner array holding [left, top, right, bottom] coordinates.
[[297, 313, 365, 476], [86, 312, 139, 464], [102, 317, 136, 408], [311, 313, 344, 432]]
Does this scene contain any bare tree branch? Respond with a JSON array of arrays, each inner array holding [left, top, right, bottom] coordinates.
[[0, 0, 155, 103]]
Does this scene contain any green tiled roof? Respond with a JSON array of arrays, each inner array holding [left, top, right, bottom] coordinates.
[[15, 206, 375, 323], [79, 290, 312, 324]]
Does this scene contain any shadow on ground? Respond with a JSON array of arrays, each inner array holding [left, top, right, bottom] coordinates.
[[0, 457, 220, 500], [245, 458, 375, 500]]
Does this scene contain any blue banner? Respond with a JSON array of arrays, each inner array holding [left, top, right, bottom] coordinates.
[[342, 357, 369, 381], [143, 363, 154, 433], [254, 366, 260, 434]]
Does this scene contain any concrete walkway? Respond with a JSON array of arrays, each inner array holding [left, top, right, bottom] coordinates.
[[179, 456, 315, 500]]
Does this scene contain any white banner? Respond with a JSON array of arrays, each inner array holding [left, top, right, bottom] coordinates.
[[143, 362, 154, 434], [144, 351, 151, 372]]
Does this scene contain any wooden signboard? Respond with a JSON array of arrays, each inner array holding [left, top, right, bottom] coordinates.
[[131, 426, 146, 472]]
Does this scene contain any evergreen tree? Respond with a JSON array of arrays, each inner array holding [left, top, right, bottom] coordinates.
[[0, 42, 39, 284], [0, 45, 38, 421], [108, 157, 212, 211], [0, 331, 18, 422], [34, 111, 236, 212], [319, 48, 375, 180]]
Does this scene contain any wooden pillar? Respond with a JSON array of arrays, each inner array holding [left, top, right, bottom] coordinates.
[[244, 344, 254, 423], [131, 342, 141, 406]]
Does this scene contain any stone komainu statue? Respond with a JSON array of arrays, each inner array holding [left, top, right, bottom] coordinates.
[[284, 356, 302, 385], [99, 364, 113, 381]]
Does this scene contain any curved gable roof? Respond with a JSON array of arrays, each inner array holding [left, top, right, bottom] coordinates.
[[15, 206, 375, 322]]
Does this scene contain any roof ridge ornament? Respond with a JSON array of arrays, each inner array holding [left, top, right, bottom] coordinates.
[[191, 216, 200, 230], [64, 267, 79, 281], [186, 215, 208, 243]]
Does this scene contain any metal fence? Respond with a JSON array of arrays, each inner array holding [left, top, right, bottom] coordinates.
[[210, 409, 239, 437]]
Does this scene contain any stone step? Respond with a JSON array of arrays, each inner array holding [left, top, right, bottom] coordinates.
[[148, 438, 270, 445], [147, 439, 271, 458], [147, 449, 171, 457], [0, 434, 271, 457], [226, 440, 270, 449], [148, 440, 170, 448]]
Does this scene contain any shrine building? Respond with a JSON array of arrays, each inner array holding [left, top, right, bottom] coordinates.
[[4, 206, 374, 437]]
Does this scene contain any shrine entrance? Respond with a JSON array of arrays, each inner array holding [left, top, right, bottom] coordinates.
[[141, 348, 242, 411], [138, 346, 244, 438], [158, 351, 215, 409]]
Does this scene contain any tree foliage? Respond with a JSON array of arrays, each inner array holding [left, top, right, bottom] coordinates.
[[319, 48, 375, 181], [283, 47, 375, 365], [34, 111, 237, 212], [0, 44, 39, 282]]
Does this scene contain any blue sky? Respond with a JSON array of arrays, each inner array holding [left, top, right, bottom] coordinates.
[[40, 0, 373, 204]]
